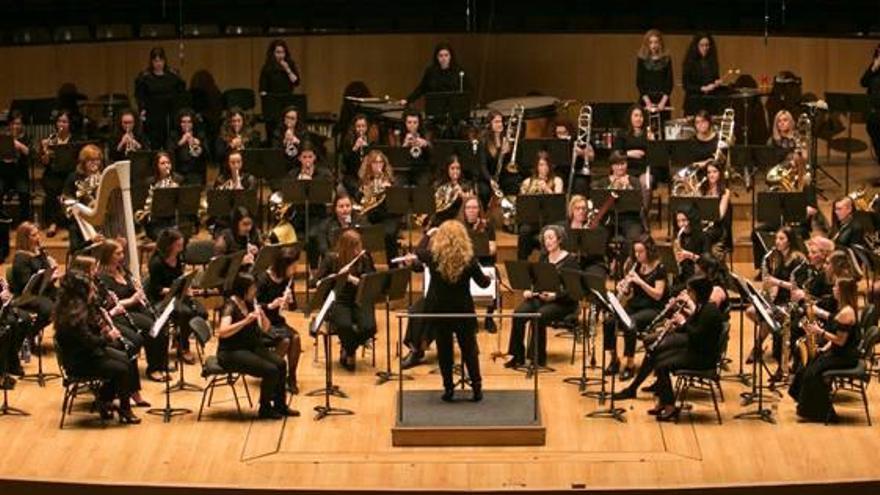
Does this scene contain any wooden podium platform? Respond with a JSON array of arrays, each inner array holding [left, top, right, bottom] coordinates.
[[392, 390, 545, 447]]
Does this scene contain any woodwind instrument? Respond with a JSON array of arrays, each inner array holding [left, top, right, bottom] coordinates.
[[586, 175, 630, 229], [123, 264, 159, 320], [94, 273, 138, 331], [645, 298, 692, 352], [98, 307, 137, 360]]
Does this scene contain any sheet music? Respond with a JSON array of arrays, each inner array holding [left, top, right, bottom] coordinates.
[[150, 297, 176, 338], [312, 290, 336, 335], [606, 291, 633, 329]]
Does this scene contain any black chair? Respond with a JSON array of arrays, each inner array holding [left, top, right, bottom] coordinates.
[[548, 313, 581, 365], [671, 321, 730, 425], [191, 317, 252, 421], [183, 239, 215, 267], [55, 337, 109, 429], [823, 325, 880, 426]]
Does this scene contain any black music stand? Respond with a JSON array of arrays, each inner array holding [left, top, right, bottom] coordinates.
[[646, 141, 672, 177], [668, 196, 721, 236], [195, 251, 246, 294], [585, 290, 629, 423], [0, 302, 27, 416], [566, 227, 608, 260], [151, 185, 202, 238], [281, 178, 334, 316], [262, 93, 307, 128], [825, 92, 870, 193], [387, 186, 434, 302], [516, 193, 566, 229], [146, 297, 192, 422], [731, 272, 779, 424], [371, 145, 414, 177], [251, 242, 299, 276], [504, 260, 563, 377], [356, 224, 386, 256], [308, 275, 355, 420], [519, 139, 573, 177], [244, 148, 288, 225], [431, 139, 482, 180], [560, 270, 606, 393], [730, 145, 778, 230], [358, 268, 413, 385], [590, 102, 631, 131], [756, 191, 807, 229], [163, 272, 203, 394], [587, 189, 641, 239], [17, 270, 61, 387], [206, 189, 259, 221]]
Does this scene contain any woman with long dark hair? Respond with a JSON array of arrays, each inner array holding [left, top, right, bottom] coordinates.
[[109, 109, 149, 162], [138, 151, 183, 241], [401, 42, 470, 106], [682, 33, 722, 115], [39, 110, 76, 238], [135, 47, 185, 149], [259, 39, 300, 95], [255, 247, 302, 394], [167, 108, 207, 186]]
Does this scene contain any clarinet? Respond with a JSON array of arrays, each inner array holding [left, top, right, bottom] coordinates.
[[122, 265, 160, 320], [97, 306, 137, 360], [94, 274, 139, 330]]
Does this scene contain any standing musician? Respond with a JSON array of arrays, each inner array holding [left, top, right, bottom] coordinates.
[[699, 161, 733, 256], [217, 273, 296, 420], [831, 196, 865, 249], [357, 149, 400, 262], [259, 39, 301, 141], [554, 119, 594, 196], [517, 151, 564, 260], [506, 225, 579, 369], [272, 105, 308, 169], [480, 110, 516, 202], [460, 196, 499, 333], [254, 247, 302, 395], [340, 113, 372, 198], [215, 108, 259, 164], [1, 110, 32, 224], [636, 29, 674, 123], [430, 153, 476, 228], [746, 227, 806, 370], [53, 272, 143, 424], [167, 108, 207, 186], [311, 229, 377, 371], [39, 110, 76, 238], [789, 277, 860, 423], [862, 43, 880, 166], [145, 228, 208, 366], [213, 150, 257, 192], [97, 240, 166, 382], [615, 105, 654, 215], [214, 206, 262, 267], [137, 151, 182, 241], [672, 206, 708, 290], [603, 235, 668, 381], [109, 109, 148, 162], [400, 42, 470, 107], [61, 144, 104, 253], [682, 33, 723, 116], [316, 194, 363, 260], [416, 220, 491, 402], [135, 47, 185, 150], [397, 109, 431, 186], [593, 151, 643, 249]]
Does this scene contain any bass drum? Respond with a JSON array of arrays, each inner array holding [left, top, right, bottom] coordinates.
[[487, 96, 559, 138]]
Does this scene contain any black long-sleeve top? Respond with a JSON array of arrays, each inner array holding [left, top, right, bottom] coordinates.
[[255, 270, 291, 326], [10, 251, 51, 296], [108, 129, 151, 162], [860, 63, 880, 109], [55, 304, 108, 368], [146, 252, 183, 303], [259, 61, 300, 95], [682, 58, 719, 96], [680, 301, 723, 368], [316, 213, 365, 255], [636, 56, 674, 103], [218, 299, 261, 352], [689, 134, 718, 162], [134, 70, 185, 120], [406, 65, 470, 103], [614, 131, 650, 175], [311, 252, 376, 306], [166, 129, 209, 182], [833, 216, 865, 249]]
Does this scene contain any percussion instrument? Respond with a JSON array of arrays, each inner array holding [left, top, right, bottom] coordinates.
[[487, 96, 559, 138]]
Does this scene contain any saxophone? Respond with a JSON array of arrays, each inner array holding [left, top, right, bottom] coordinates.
[[136, 175, 179, 224]]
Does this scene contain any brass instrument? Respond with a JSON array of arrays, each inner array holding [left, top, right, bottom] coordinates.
[[135, 175, 179, 224], [672, 225, 685, 261], [405, 132, 423, 159], [64, 173, 102, 222], [767, 114, 812, 193], [356, 131, 369, 159], [521, 177, 550, 195], [187, 133, 203, 158], [227, 131, 247, 151], [217, 171, 243, 191], [360, 178, 388, 215], [795, 111, 812, 184], [39, 133, 62, 163], [671, 108, 734, 196], [268, 191, 298, 244], [566, 104, 592, 203], [283, 128, 299, 158], [123, 131, 142, 155], [849, 186, 878, 213], [434, 181, 464, 213], [505, 105, 525, 174]]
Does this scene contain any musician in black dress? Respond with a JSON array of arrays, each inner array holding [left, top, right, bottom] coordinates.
[[430, 153, 475, 228], [682, 33, 723, 115], [167, 108, 207, 186], [862, 43, 880, 165], [254, 247, 302, 394], [603, 235, 668, 381], [689, 110, 719, 162], [259, 39, 301, 140], [213, 150, 257, 191], [636, 29, 673, 119], [214, 206, 262, 267], [401, 42, 470, 106], [61, 144, 104, 254], [146, 228, 208, 366], [517, 151, 564, 260], [789, 277, 860, 422], [2, 111, 32, 224], [461, 196, 498, 332], [135, 47, 185, 150], [615, 105, 653, 212], [831, 196, 865, 249], [593, 151, 644, 250], [109, 109, 149, 162], [312, 229, 377, 371], [217, 273, 295, 420], [398, 110, 431, 186], [565, 194, 607, 278], [417, 220, 491, 401], [699, 160, 733, 256], [506, 225, 579, 368], [138, 151, 184, 241], [340, 113, 371, 198], [316, 194, 362, 259], [54, 273, 142, 424], [38, 110, 76, 238]]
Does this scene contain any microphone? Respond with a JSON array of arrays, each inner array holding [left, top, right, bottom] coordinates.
[[458, 71, 465, 93]]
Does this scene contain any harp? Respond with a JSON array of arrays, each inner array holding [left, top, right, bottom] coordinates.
[[68, 160, 141, 282]]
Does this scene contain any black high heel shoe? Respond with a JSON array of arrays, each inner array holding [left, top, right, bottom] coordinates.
[[97, 401, 115, 421], [656, 406, 681, 422], [118, 409, 142, 425], [441, 389, 455, 402]]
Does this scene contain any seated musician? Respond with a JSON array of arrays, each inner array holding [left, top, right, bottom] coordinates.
[[566, 194, 608, 278], [593, 151, 643, 252], [673, 206, 709, 290], [287, 143, 330, 269], [554, 119, 594, 196], [0, 276, 34, 387], [461, 196, 498, 333], [167, 108, 207, 186], [357, 149, 400, 263], [767, 110, 799, 151], [311, 229, 377, 371], [137, 151, 183, 241], [215, 108, 259, 163], [146, 228, 208, 366], [398, 109, 431, 186], [603, 234, 668, 380], [480, 110, 517, 201], [109, 109, 149, 163], [431, 153, 475, 228], [254, 247, 302, 395], [788, 236, 837, 370], [316, 194, 363, 259], [831, 196, 865, 249], [54, 272, 143, 424], [615, 105, 653, 212], [97, 240, 166, 383], [339, 113, 371, 198], [217, 273, 295, 420], [789, 277, 861, 423], [517, 151, 564, 260], [272, 105, 309, 169], [62, 144, 104, 254], [689, 110, 719, 164], [506, 225, 579, 369], [214, 206, 262, 267], [2, 111, 33, 224], [746, 227, 806, 371], [699, 160, 732, 256], [213, 150, 257, 191]]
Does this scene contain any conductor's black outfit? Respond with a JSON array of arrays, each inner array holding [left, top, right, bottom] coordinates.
[[416, 235, 491, 394]]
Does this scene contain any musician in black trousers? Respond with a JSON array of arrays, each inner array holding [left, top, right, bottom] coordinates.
[[2, 111, 32, 224], [135, 47, 185, 150], [861, 43, 880, 167], [254, 248, 302, 394], [10, 223, 56, 341], [415, 220, 490, 401]]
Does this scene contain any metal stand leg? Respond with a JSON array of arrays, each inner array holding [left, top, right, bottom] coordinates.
[[147, 327, 192, 423], [735, 322, 775, 424], [313, 332, 354, 420], [376, 299, 413, 385]]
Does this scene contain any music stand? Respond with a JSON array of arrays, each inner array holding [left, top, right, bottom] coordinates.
[[146, 298, 192, 422], [244, 148, 288, 224], [387, 186, 434, 302], [730, 272, 778, 424], [586, 290, 630, 423], [566, 227, 608, 260], [646, 141, 671, 176], [519, 139, 573, 177], [590, 102, 631, 131], [358, 268, 412, 385], [262, 93, 307, 128], [308, 275, 354, 420], [504, 260, 562, 377], [756, 191, 807, 229], [825, 92, 870, 193], [371, 145, 414, 176], [151, 185, 201, 238], [425, 91, 471, 125], [251, 242, 299, 276], [195, 251, 246, 293], [16, 270, 61, 387], [587, 189, 641, 239], [516, 193, 566, 229], [206, 189, 259, 221], [730, 145, 778, 229], [560, 269, 606, 393], [0, 302, 27, 416], [282, 178, 333, 315], [668, 196, 721, 235], [431, 140, 482, 180]]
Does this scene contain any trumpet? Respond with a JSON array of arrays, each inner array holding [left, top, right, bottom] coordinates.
[[405, 132, 423, 159], [123, 131, 142, 155], [218, 171, 243, 191], [356, 131, 369, 158], [187, 133, 203, 158], [283, 129, 299, 158]]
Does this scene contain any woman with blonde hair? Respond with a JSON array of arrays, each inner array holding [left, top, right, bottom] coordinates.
[[358, 149, 400, 261], [416, 220, 491, 402], [636, 28, 673, 114]]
